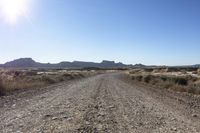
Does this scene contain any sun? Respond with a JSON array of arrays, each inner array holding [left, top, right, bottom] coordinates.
[[0, 0, 30, 24]]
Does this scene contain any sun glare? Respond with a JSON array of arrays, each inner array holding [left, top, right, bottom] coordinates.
[[0, 0, 30, 24]]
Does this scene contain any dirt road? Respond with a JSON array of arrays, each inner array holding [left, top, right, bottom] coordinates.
[[0, 73, 200, 133]]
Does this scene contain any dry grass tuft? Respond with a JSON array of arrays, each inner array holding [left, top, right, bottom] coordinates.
[[198, 69, 200, 75], [0, 69, 100, 95], [128, 68, 200, 95]]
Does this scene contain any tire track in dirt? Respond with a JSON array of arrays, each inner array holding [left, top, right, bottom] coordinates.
[[77, 77, 119, 133], [106, 75, 166, 133]]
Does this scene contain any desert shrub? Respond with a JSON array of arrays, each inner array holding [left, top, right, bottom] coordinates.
[[187, 75, 198, 82], [143, 75, 152, 83], [172, 85, 187, 92], [14, 71, 21, 76], [152, 68, 167, 73], [128, 70, 200, 94], [0, 69, 92, 95], [77, 73, 84, 78], [58, 77, 65, 82], [25, 71, 37, 76], [131, 75, 135, 80], [181, 70, 187, 74], [129, 69, 141, 74], [41, 76, 56, 84], [160, 76, 167, 81], [63, 73, 71, 77], [166, 67, 180, 72], [62, 73, 74, 79], [187, 86, 197, 94], [194, 79, 200, 86], [186, 85, 200, 94], [192, 71, 198, 74], [143, 68, 153, 72], [0, 79, 5, 96], [175, 77, 188, 86], [169, 77, 188, 86], [135, 75, 143, 81], [163, 82, 173, 89]]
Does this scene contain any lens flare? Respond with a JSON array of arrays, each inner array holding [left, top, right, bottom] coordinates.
[[0, 0, 30, 24]]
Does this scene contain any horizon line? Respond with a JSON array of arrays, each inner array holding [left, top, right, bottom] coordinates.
[[0, 57, 199, 67]]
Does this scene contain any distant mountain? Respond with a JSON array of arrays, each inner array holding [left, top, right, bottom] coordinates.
[[193, 64, 200, 68], [4, 58, 41, 67], [133, 63, 146, 68], [0, 58, 135, 69]]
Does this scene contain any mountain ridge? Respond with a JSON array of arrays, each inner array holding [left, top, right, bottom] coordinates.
[[1, 58, 199, 69], [0, 58, 135, 68]]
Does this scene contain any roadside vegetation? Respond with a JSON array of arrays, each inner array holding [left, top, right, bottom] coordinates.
[[128, 68, 200, 95], [0, 69, 101, 96]]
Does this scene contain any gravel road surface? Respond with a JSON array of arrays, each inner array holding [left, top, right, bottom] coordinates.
[[0, 73, 200, 133]]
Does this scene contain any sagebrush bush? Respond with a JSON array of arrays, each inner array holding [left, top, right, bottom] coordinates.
[[129, 69, 141, 74], [0, 69, 95, 96], [135, 75, 143, 81], [77, 73, 84, 78], [143, 75, 152, 83], [130, 73, 200, 94], [41, 76, 56, 84], [143, 68, 154, 72], [171, 77, 188, 86], [160, 76, 167, 81], [63, 73, 74, 79], [0, 79, 5, 96]]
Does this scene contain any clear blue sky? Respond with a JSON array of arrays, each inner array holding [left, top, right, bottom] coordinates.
[[0, 0, 200, 65]]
